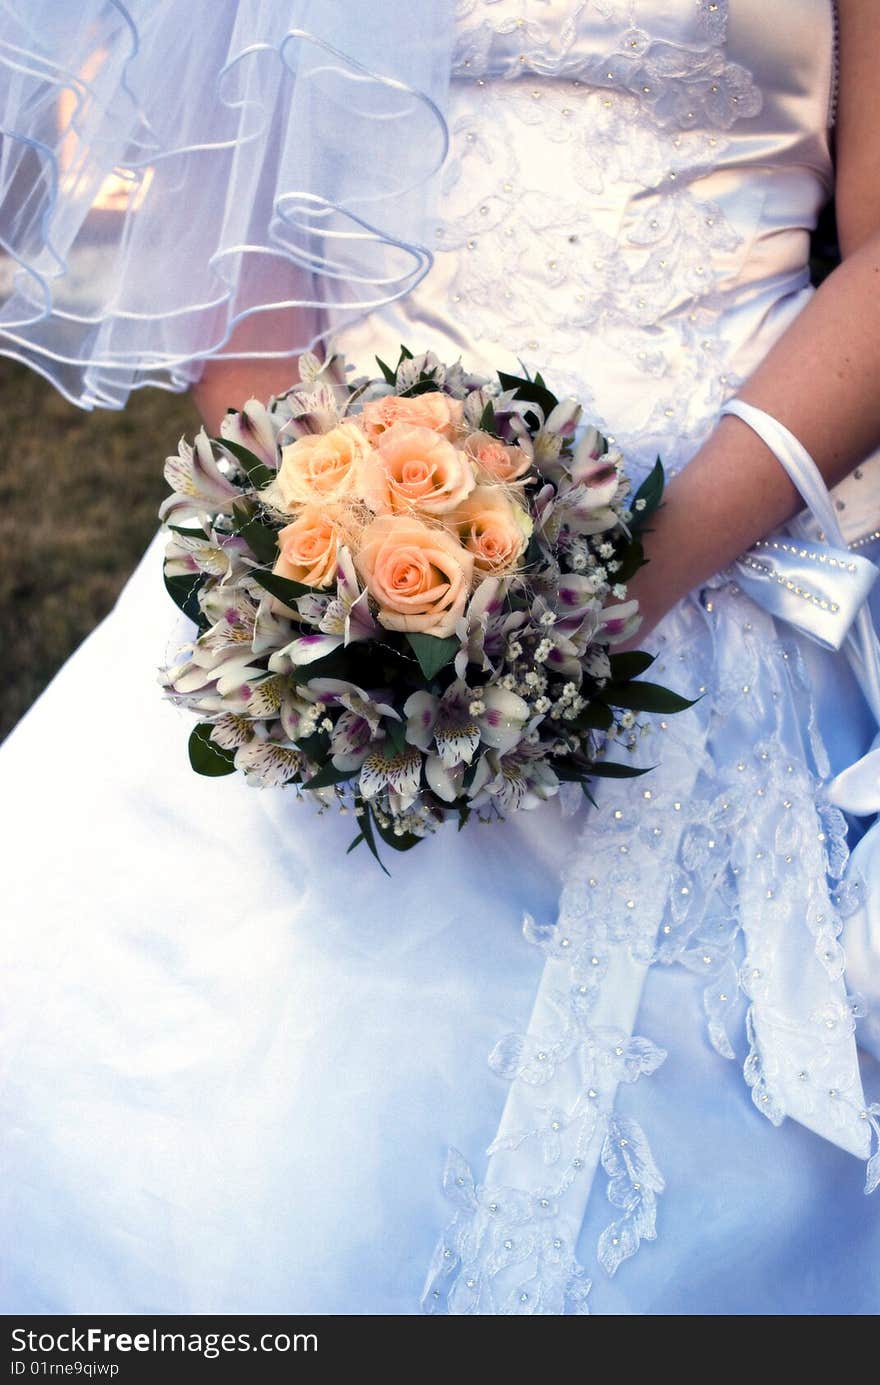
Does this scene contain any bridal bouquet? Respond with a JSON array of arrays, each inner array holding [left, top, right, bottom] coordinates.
[[160, 347, 689, 865]]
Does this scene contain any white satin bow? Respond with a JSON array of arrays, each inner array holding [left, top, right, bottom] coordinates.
[[734, 536, 878, 652]]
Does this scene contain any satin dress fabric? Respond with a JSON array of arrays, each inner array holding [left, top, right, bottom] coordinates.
[[2, 1, 879, 1315]]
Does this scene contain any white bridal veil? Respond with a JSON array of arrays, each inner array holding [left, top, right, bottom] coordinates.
[[0, 0, 453, 408]]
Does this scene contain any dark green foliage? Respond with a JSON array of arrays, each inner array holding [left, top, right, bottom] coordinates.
[[188, 724, 236, 776]]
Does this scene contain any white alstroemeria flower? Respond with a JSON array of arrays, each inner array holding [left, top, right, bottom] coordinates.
[[205, 713, 254, 751], [552, 443, 623, 537], [307, 679, 399, 734], [410, 685, 475, 802], [545, 398, 582, 436], [252, 593, 295, 657], [531, 574, 603, 680], [329, 711, 379, 772], [194, 593, 258, 659], [462, 385, 499, 430], [164, 530, 250, 582], [454, 576, 525, 678], [531, 429, 566, 481], [425, 753, 464, 802], [160, 429, 241, 525], [267, 547, 378, 669], [600, 598, 641, 645], [531, 480, 563, 548], [166, 647, 265, 701], [572, 424, 604, 462], [584, 646, 612, 681], [229, 673, 317, 742], [359, 746, 422, 809], [230, 673, 320, 747], [234, 730, 303, 787], [482, 749, 560, 812], [269, 630, 343, 668], [295, 349, 331, 386], [477, 685, 531, 752], [423, 744, 494, 804], [219, 398, 281, 469], [320, 548, 380, 645], [277, 382, 346, 441], [406, 678, 529, 764], [404, 681, 481, 767], [531, 405, 583, 483], [167, 641, 316, 739], [542, 635, 585, 682]]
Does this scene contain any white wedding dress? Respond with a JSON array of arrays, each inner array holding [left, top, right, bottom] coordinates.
[[2, 0, 880, 1316]]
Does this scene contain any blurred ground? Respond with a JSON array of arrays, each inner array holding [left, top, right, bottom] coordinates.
[[0, 360, 197, 739]]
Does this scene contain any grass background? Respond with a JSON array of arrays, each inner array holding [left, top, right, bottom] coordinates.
[[0, 361, 198, 739], [0, 207, 841, 742]]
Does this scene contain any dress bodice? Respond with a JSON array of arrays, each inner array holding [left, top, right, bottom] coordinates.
[[338, 0, 839, 479]]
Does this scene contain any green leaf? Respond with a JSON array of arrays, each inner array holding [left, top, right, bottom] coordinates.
[[552, 760, 594, 784], [188, 724, 237, 777], [629, 457, 665, 530], [461, 758, 482, 792], [570, 701, 614, 732], [585, 761, 656, 779], [375, 355, 397, 386], [166, 522, 209, 539], [232, 502, 280, 565], [497, 369, 559, 422], [610, 537, 646, 584], [384, 718, 407, 756], [295, 730, 328, 761], [605, 681, 697, 714], [397, 343, 414, 361], [301, 762, 358, 790], [608, 650, 656, 680], [372, 808, 422, 854], [405, 378, 445, 397], [406, 632, 460, 681], [212, 437, 275, 491], [288, 644, 357, 684], [164, 571, 205, 626], [479, 399, 497, 434], [346, 832, 365, 855], [357, 801, 390, 875], [522, 531, 547, 570], [250, 568, 314, 607]]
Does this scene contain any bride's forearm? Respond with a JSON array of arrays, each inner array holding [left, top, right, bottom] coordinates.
[[626, 229, 880, 638], [191, 306, 323, 434]]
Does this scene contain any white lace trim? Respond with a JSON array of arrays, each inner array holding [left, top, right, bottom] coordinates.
[[436, 1, 766, 473]]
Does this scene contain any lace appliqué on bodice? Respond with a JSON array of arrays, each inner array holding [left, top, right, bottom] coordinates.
[[437, 1, 765, 471]]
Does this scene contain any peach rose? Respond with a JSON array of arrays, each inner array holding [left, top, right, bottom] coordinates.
[[375, 423, 476, 516], [274, 505, 343, 590], [356, 513, 474, 637], [361, 390, 463, 441], [449, 486, 533, 576], [464, 430, 533, 484], [275, 421, 374, 511]]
